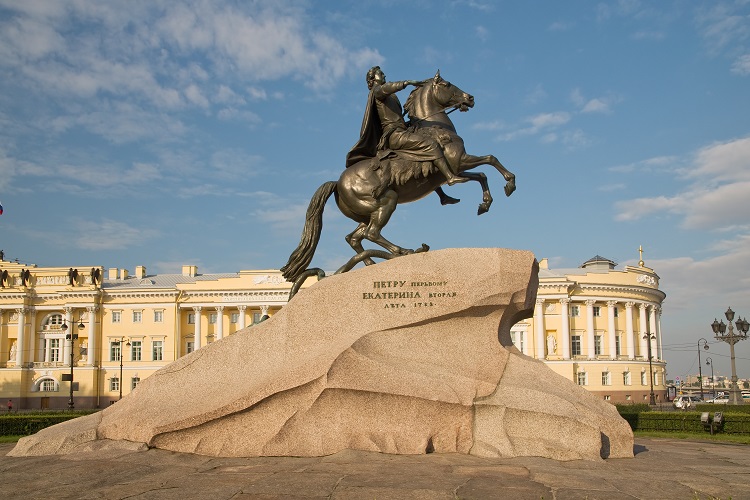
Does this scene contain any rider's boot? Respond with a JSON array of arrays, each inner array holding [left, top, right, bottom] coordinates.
[[434, 157, 467, 185]]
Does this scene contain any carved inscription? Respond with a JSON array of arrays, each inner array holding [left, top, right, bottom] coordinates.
[[361, 279, 457, 310]]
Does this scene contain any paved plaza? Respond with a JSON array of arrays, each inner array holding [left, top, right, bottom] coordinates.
[[2, 437, 749, 499]]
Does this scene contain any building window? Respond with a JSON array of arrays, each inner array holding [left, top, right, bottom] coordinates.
[[623, 371, 631, 386], [48, 338, 61, 362], [154, 310, 164, 323], [152, 340, 163, 361], [131, 377, 140, 389], [641, 371, 647, 386], [576, 372, 587, 386], [112, 311, 122, 323], [252, 312, 262, 324], [110, 377, 120, 392], [209, 313, 217, 324], [187, 313, 195, 324], [571, 335, 581, 356], [44, 314, 64, 329], [131, 341, 142, 361], [132, 311, 142, 323], [613, 307, 619, 318], [602, 371, 611, 386], [604, 395, 611, 401], [593, 306, 600, 317], [186, 341, 194, 354], [594, 335, 602, 356], [570, 305, 580, 317], [510, 330, 525, 353], [110, 342, 121, 362], [41, 379, 57, 392], [230, 312, 239, 324], [615, 334, 621, 356], [626, 394, 632, 401]]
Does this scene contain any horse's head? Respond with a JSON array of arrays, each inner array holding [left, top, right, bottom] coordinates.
[[430, 70, 474, 112], [405, 70, 474, 120]]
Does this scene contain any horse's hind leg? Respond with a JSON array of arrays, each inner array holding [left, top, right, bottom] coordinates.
[[364, 190, 413, 255], [345, 223, 377, 266]]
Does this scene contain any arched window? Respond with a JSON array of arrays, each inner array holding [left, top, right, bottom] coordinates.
[[43, 313, 64, 330], [32, 376, 59, 392]]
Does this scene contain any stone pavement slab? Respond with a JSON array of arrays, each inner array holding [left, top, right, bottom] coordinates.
[[2, 437, 749, 499]]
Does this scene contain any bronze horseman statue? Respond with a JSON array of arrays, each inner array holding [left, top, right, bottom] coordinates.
[[281, 68, 516, 292]]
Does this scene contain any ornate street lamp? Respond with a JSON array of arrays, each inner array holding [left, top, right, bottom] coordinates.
[[697, 338, 709, 399], [705, 357, 715, 400], [60, 316, 85, 410], [711, 308, 749, 405], [112, 337, 131, 400], [643, 332, 657, 405]]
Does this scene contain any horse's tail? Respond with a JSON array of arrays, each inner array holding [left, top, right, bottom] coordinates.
[[280, 181, 337, 283]]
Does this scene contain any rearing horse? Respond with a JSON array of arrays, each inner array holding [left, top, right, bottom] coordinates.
[[281, 71, 516, 285]]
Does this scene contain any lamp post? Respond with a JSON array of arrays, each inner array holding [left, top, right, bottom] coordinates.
[[697, 338, 709, 399], [60, 317, 85, 410], [705, 357, 715, 400], [711, 307, 750, 406], [112, 337, 131, 400], [643, 332, 656, 405]]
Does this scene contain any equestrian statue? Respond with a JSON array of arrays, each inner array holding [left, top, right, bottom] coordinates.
[[281, 67, 516, 295]]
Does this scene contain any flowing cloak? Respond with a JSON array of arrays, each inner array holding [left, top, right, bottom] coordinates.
[[345, 87, 383, 168]]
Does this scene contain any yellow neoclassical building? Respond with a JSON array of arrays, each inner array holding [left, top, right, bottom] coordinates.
[[0, 258, 307, 409], [511, 255, 667, 404], [1, 252, 666, 409]]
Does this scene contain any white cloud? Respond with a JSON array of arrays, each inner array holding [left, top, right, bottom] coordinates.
[[24, 217, 160, 251], [496, 112, 571, 141], [475, 26, 490, 42], [731, 54, 750, 75], [614, 136, 750, 230]]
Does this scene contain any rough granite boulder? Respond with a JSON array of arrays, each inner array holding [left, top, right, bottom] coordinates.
[[10, 248, 633, 460]]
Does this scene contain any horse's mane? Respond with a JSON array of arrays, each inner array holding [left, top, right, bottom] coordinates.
[[403, 83, 427, 119]]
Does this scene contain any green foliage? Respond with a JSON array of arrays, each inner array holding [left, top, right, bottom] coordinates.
[[620, 410, 750, 435], [615, 403, 651, 414], [0, 411, 96, 436], [695, 403, 750, 414]]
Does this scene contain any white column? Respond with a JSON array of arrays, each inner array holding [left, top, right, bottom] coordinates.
[[15, 307, 27, 366], [175, 306, 182, 358], [585, 300, 595, 359], [238, 305, 247, 329], [215, 306, 224, 340], [638, 304, 648, 358], [63, 307, 73, 366], [625, 302, 635, 360], [534, 299, 545, 360], [656, 306, 663, 360], [607, 300, 618, 359], [649, 305, 658, 360], [86, 306, 97, 366], [560, 298, 571, 360], [0, 309, 6, 366], [26, 307, 36, 363], [193, 306, 203, 350]]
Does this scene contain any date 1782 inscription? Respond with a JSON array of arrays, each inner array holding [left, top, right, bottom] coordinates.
[[362, 280, 457, 309]]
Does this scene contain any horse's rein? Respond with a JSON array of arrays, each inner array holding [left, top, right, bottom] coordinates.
[[406, 105, 459, 126]]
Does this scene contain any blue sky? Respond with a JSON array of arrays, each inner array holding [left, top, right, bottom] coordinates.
[[1, 0, 749, 382]]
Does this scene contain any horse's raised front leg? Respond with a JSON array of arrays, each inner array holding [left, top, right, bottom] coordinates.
[[460, 153, 516, 197], [454, 171, 493, 215]]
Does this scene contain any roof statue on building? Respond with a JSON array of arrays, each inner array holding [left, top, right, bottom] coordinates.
[[281, 67, 517, 295]]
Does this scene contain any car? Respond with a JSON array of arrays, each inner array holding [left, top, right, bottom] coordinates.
[[706, 394, 729, 404], [673, 395, 703, 409]]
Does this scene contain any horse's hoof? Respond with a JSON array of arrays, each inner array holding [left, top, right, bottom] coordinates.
[[477, 204, 490, 215], [416, 244, 430, 253], [440, 195, 460, 205], [504, 180, 516, 197]]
